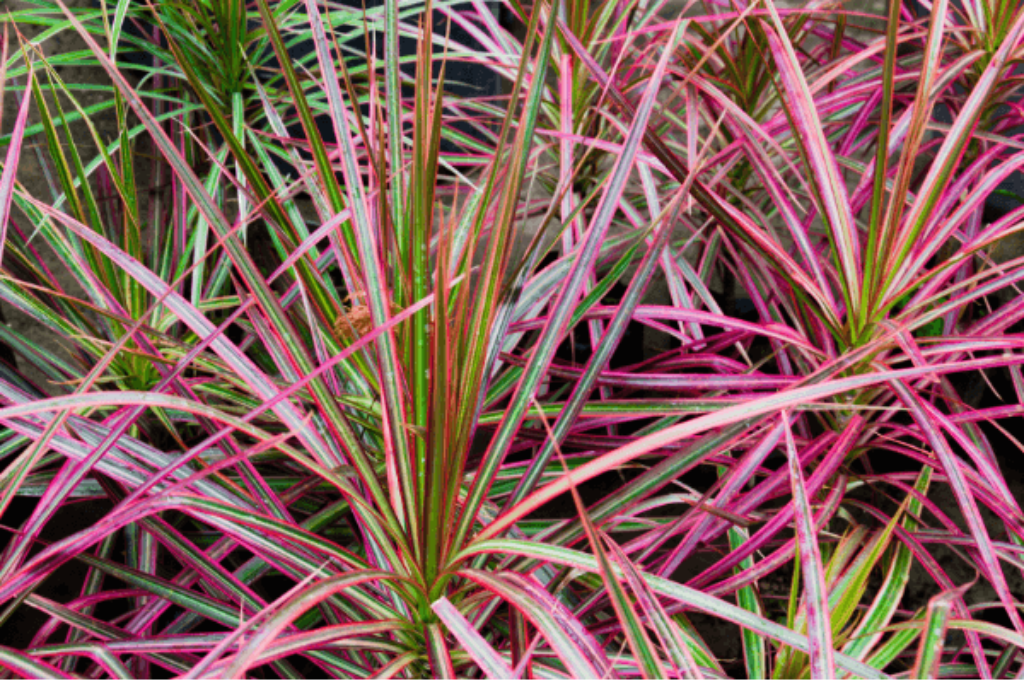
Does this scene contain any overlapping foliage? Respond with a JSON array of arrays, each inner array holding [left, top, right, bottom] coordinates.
[[1, 0, 1024, 677]]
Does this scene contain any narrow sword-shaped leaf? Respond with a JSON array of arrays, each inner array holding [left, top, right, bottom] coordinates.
[[911, 585, 968, 679], [432, 596, 515, 679], [53, 3, 400, 536], [762, 8, 861, 325], [0, 646, 75, 679], [459, 569, 609, 678], [782, 411, 835, 679], [456, 540, 886, 678], [456, 18, 684, 551], [891, 379, 1024, 637], [0, 67, 31, 267], [480, 356, 1024, 540]]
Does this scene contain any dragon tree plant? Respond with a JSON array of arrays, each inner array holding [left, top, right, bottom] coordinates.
[[0, 0, 1023, 678]]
